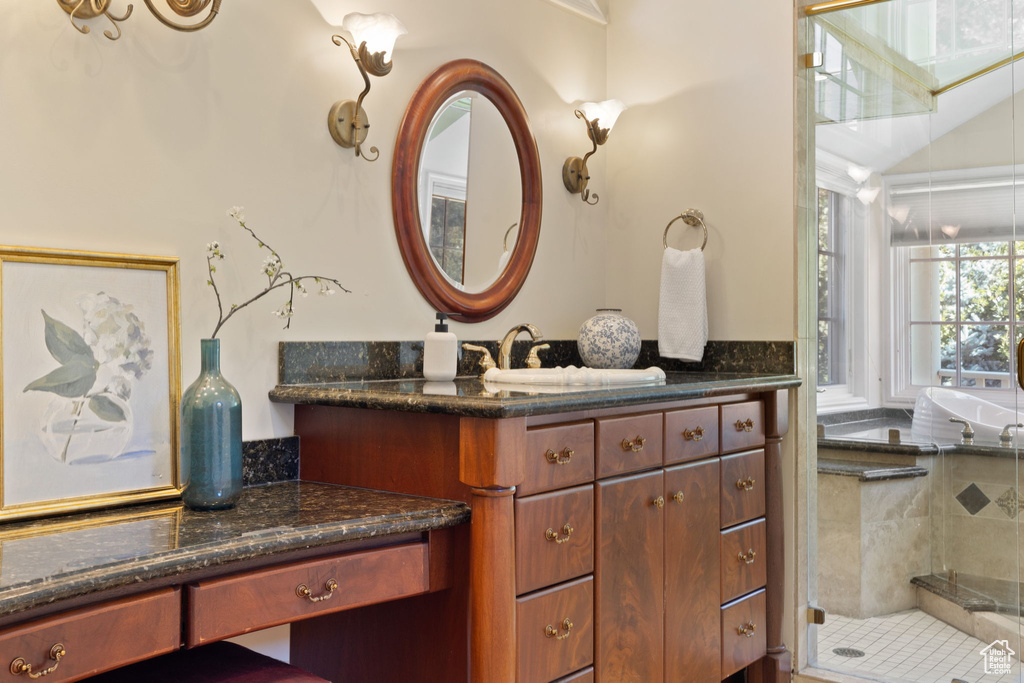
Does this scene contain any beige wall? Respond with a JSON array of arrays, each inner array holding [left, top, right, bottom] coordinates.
[[0, 1, 609, 439], [604, 0, 796, 341]]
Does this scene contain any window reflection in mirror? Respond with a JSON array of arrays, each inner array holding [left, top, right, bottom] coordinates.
[[417, 91, 521, 292]]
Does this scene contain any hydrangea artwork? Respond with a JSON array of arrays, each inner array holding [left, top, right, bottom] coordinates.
[[206, 207, 348, 338], [24, 293, 154, 465]]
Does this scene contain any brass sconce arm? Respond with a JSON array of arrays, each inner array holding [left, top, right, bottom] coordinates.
[[142, 0, 222, 32], [327, 35, 397, 163], [562, 107, 617, 206]]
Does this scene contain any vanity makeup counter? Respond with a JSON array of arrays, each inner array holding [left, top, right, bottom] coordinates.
[[272, 370, 800, 683], [0, 482, 469, 681]]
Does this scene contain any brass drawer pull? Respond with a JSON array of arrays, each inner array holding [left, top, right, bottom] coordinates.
[[10, 644, 65, 678], [673, 491, 684, 503], [545, 523, 574, 544], [734, 419, 755, 432], [683, 426, 705, 442], [545, 447, 574, 465], [545, 618, 574, 640], [296, 578, 338, 603], [653, 496, 665, 509], [738, 549, 756, 565], [621, 435, 646, 452], [737, 621, 757, 638], [736, 477, 756, 491]]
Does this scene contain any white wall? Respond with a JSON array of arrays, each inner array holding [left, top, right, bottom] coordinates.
[[604, 0, 795, 341], [0, 0, 609, 439]]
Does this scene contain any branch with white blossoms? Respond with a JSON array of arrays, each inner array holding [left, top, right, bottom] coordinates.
[[205, 207, 349, 338]]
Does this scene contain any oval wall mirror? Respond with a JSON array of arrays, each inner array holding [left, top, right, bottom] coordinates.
[[392, 59, 542, 322]]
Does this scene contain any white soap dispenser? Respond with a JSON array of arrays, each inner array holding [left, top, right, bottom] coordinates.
[[423, 312, 458, 381]]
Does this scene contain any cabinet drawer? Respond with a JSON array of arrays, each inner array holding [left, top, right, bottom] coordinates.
[[664, 406, 720, 465], [516, 485, 594, 595], [517, 576, 594, 683], [595, 413, 663, 478], [721, 589, 767, 678], [0, 588, 179, 683], [720, 401, 765, 453], [720, 449, 766, 528], [187, 542, 429, 647], [521, 422, 595, 496], [554, 667, 594, 682], [720, 519, 767, 603]]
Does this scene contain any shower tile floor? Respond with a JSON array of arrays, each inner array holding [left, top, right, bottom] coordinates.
[[816, 608, 1020, 682]]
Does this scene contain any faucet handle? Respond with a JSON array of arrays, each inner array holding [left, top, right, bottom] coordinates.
[[949, 417, 975, 444], [526, 343, 550, 369], [462, 344, 496, 376], [1000, 422, 1024, 446]]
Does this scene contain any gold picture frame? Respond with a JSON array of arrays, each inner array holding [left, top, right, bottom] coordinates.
[[0, 246, 181, 521]]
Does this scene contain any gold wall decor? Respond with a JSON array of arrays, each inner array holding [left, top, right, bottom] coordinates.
[[56, 0, 223, 41], [562, 100, 625, 206], [0, 246, 182, 521]]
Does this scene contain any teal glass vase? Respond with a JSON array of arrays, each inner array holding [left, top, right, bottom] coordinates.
[[180, 338, 243, 510]]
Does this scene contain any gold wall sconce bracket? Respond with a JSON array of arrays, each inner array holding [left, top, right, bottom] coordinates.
[[562, 100, 624, 206], [57, 0, 222, 41], [327, 13, 406, 164]]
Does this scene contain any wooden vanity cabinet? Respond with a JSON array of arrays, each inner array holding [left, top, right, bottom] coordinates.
[[291, 389, 790, 683]]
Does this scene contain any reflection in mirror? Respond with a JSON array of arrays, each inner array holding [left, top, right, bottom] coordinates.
[[418, 91, 522, 293]]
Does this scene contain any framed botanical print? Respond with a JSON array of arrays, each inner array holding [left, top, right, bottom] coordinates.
[[0, 246, 181, 521]]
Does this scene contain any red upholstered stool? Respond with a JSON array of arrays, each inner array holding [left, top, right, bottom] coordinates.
[[84, 641, 329, 683]]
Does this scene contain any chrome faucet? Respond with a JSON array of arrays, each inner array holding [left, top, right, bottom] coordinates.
[[498, 324, 544, 370], [949, 418, 975, 445], [1000, 422, 1023, 447]]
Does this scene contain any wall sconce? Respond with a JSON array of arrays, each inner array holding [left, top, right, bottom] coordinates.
[[327, 12, 407, 163], [562, 99, 625, 205], [56, 0, 222, 41]]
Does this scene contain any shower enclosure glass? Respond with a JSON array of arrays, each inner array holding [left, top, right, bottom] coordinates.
[[803, 1, 1023, 680]]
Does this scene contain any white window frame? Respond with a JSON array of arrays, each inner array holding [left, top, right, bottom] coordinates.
[[816, 150, 873, 412], [884, 166, 1024, 408]]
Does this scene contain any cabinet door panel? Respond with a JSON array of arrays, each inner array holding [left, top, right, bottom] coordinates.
[[665, 460, 721, 683], [596, 470, 664, 683]]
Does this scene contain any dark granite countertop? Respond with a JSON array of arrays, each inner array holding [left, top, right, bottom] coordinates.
[[0, 481, 470, 619], [269, 372, 801, 418]]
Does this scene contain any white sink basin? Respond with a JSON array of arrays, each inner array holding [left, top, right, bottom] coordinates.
[[482, 365, 666, 386]]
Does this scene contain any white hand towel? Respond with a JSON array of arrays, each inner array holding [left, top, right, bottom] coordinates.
[[658, 247, 707, 361]]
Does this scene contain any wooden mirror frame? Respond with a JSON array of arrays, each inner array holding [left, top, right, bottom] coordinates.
[[392, 59, 542, 323]]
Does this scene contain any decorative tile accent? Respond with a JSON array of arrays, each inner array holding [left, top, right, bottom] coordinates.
[[994, 487, 1024, 519], [955, 482, 991, 516]]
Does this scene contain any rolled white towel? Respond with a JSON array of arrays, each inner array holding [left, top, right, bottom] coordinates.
[[658, 247, 707, 361]]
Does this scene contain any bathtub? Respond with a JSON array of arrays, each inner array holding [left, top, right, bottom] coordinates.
[[911, 387, 1023, 444]]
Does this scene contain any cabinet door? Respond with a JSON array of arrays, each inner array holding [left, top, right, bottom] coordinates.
[[596, 470, 664, 683], [665, 460, 721, 683]]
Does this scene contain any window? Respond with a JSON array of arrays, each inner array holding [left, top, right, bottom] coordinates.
[[428, 196, 466, 284], [818, 188, 849, 387]]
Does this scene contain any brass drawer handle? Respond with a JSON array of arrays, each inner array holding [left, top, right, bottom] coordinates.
[[737, 621, 757, 638], [736, 477, 756, 491], [653, 496, 665, 509], [545, 618, 574, 640], [734, 419, 754, 432], [296, 578, 338, 603], [673, 491, 684, 503], [738, 549, 756, 565], [545, 447, 574, 465], [545, 523, 574, 544], [10, 644, 65, 678], [621, 435, 646, 452], [683, 426, 705, 442]]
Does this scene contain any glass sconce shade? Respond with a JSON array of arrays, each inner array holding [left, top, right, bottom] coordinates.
[[579, 99, 626, 132], [341, 12, 407, 60]]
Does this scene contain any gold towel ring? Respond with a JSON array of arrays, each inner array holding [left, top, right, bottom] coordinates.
[[503, 223, 519, 252], [663, 209, 708, 251]]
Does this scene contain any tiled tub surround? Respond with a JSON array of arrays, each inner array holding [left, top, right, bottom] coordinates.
[[278, 339, 795, 385], [0, 481, 470, 622]]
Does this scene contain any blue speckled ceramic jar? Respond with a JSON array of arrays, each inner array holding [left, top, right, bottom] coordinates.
[[577, 309, 641, 369], [180, 338, 242, 510]]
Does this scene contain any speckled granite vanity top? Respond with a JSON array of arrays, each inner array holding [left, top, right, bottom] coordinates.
[[0, 481, 469, 619], [269, 372, 801, 418]]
